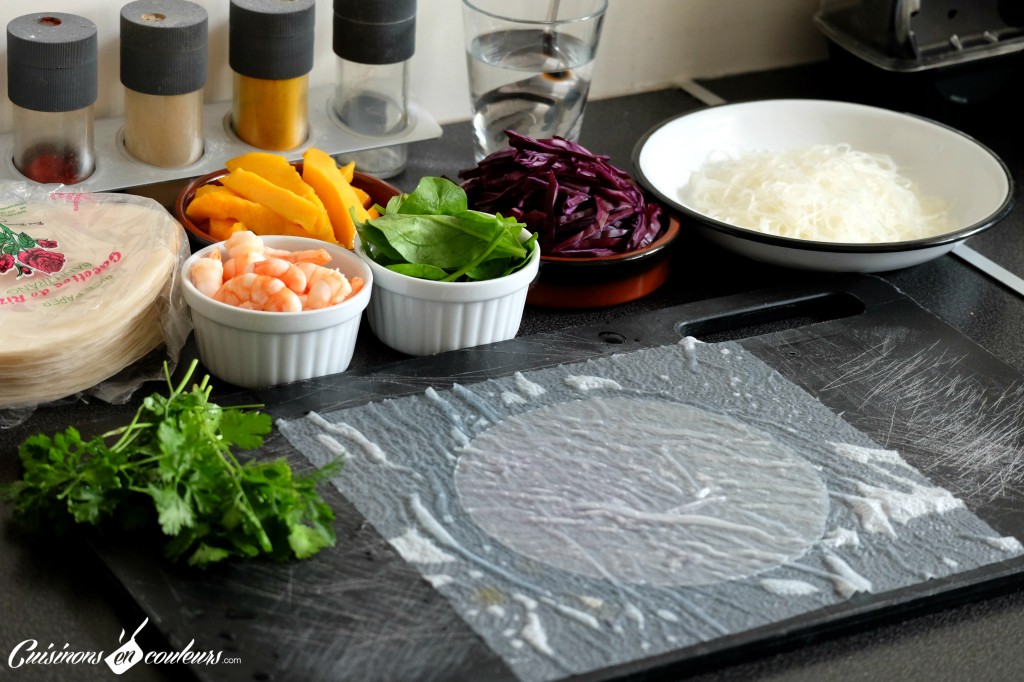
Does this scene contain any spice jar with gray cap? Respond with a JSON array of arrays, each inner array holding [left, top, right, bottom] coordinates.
[[6, 13, 98, 185], [229, 0, 316, 151], [332, 0, 416, 178], [120, 0, 208, 168]]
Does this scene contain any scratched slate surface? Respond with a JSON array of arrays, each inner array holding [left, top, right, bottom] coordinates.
[[87, 275, 1024, 682], [275, 320, 1022, 682]]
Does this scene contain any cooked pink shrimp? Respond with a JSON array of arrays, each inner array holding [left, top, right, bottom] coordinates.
[[304, 266, 353, 310], [189, 250, 224, 298], [224, 230, 265, 258], [213, 273, 302, 312], [222, 251, 266, 280], [251, 257, 307, 294], [265, 246, 333, 266], [294, 261, 320, 280], [349, 276, 365, 297]]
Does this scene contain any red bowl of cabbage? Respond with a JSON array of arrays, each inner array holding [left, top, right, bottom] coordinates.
[[459, 132, 680, 308]]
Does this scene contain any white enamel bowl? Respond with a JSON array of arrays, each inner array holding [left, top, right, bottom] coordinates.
[[356, 230, 540, 356], [632, 99, 1014, 272], [181, 236, 372, 388]]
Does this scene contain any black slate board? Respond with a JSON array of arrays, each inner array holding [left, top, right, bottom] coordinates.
[[91, 274, 1024, 682]]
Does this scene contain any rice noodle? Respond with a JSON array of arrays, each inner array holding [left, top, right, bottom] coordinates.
[[685, 144, 955, 243]]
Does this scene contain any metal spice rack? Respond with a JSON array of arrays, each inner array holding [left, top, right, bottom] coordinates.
[[0, 83, 442, 193]]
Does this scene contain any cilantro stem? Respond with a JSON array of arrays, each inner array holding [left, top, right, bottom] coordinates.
[[3, 357, 335, 566]]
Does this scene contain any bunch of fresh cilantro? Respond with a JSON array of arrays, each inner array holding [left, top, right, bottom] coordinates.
[[355, 176, 538, 282], [0, 360, 339, 567]]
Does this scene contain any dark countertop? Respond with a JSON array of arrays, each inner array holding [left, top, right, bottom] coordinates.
[[3, 57, 1024, 681]]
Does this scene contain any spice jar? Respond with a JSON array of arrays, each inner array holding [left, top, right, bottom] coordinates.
[[120, 0, 208, 168], [229, 0, 316, 151], [332, 0, 416, 178], [6, 13, 98, 185]]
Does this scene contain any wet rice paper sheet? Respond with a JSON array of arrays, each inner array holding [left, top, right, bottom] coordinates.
[[277, 340, 1023, 682]]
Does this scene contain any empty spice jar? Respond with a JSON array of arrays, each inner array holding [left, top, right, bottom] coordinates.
[[229, 0, 316, 151], [6, 13, 98, 185], [120, 0, 208, 168], [332, 0, 416, 178]]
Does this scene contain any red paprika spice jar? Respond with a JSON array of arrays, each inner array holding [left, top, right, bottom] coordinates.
[[6, 13, 98, 185]]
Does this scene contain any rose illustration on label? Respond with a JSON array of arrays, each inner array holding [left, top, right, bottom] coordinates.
[[0, 222, 65, 278], [18, 247, 65, 274]]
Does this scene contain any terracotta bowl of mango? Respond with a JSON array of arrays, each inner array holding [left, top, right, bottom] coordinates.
[[174, 148, 401, 249]]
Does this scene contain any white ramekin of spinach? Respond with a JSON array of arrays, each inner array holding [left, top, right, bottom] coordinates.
[[354, 177, 540, 356]]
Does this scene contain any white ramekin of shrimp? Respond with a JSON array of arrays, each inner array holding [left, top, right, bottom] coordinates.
[[181, 231, 373, 388]]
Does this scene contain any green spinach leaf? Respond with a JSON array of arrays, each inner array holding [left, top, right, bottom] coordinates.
[[356, 177, 536, 282]]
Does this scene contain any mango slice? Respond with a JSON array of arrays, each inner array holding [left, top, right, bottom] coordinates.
[[353, 185, 372, 208], [220, 168, 322, 235], [247, 220, 321, 240], [195, 183, 239, 200], [226, 152, 306, 193], [338, 161, 355, 183], [186, 191, 308, 236], [207, 218, 247, 241], [301, 148, 369, 249], [187, 148, 379, 248], [225, 152, 336, 243]]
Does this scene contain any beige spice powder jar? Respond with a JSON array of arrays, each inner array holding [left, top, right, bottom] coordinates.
[[120, 0, 208, 168]]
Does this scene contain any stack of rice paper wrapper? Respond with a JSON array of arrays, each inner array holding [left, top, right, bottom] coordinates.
[[0, 182, 190, 414]]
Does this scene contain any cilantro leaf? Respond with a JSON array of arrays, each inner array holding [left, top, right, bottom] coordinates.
[[220, 410, 272, 451], [0, 359, 341, 568], [147, 485, 195, 535]]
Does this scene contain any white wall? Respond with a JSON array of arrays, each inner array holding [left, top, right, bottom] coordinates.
[[0, 0, 828, 132]]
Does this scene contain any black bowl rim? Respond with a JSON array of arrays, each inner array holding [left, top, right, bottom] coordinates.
[[630, 99, 1016, 256]]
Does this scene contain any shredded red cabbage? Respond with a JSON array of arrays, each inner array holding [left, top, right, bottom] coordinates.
[[458, 131, 664, 257]]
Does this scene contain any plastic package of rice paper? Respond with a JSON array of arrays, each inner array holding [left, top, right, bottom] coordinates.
[[0, 181, 191, 422]]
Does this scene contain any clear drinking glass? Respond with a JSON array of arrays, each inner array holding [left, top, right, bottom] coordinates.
[[462, 0, 607, 161]]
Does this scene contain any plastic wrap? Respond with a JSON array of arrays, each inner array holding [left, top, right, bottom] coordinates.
[[0, 181, 191, 424]]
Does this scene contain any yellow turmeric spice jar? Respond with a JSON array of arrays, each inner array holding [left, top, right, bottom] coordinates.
[[232, 73, 309, 152], [228, 0, 315, 151]]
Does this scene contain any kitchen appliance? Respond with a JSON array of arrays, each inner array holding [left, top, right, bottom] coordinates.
[[815, 0, 1024, 103]]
